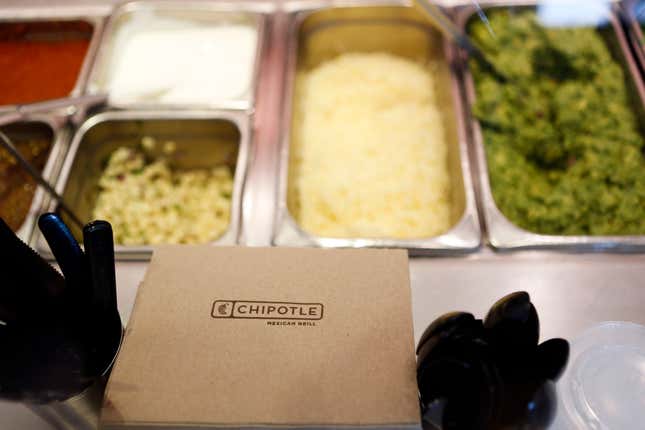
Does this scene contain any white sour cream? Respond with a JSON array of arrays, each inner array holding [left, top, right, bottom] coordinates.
[[96, 11, 257, 106]]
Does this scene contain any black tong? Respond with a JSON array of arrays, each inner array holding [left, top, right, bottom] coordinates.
[[0, 214, 121, 403], [0, 218, 66, 325], [416, 292, 569, 430], [83, 220, 118, 319], [38, 213, 88, 303]]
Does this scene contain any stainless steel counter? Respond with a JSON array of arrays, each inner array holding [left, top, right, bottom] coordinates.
[[1, 0, 644, 428], [3, 252, 644, 429], [110, 253, 645, 347]]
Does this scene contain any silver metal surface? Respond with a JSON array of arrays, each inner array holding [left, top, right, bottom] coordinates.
[[2, 251, 644, 430], [85, 0, 272, 112], [34, 110, 251, 260], [0, 116, 72, 243], [409, 251, 645, 344], [27, 378, 107, 430], [0, 1, 643, 430], [0, 13, 105, 112], [4, 95, 108, 122], [272, 1, 481, 254], [458, 1, 645, 251]]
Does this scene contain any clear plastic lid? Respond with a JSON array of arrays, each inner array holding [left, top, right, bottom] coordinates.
[[551, 322, 645, 429]]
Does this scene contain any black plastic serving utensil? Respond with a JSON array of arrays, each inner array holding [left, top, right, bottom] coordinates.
[[0, 321, 92, 403], [82, 220, 117, 318], [0, 220, 91, 402], [494, 377, 557, 430], [418, 336, 502, 430], [535, 338, 569, 381], [524, 380, 557, 429], [0, 216, 122, 404], [417, 312, 477, 354], [417, 312, 484, 379], [82, 220, 122, 377], [417, 312, 501, 430], [484, 291, 540, 353], [38, 213, 88, 303], [0, 218, 66, 325], [417, 292, 568, 430]]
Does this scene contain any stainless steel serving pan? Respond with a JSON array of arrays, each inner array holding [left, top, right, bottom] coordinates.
[[272, 1, 482, 255], [85, 0, 271, 112], [0, 115, 72, 243], [0, 12, 105, 112], [0, 11, 104, 241], [34, 110, 251, 260], [458, 0, 645, 251]]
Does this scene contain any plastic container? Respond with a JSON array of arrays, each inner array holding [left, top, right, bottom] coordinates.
[[551, 321, 645, 429]]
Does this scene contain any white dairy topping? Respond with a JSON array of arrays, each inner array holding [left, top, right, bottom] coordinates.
[[98, 11, 257, 105]]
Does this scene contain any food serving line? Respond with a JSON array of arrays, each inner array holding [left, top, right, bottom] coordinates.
[[1, 0, 644, 427]]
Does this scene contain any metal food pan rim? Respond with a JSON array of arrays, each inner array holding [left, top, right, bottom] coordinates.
[[281, 0, 404, 14], [449, 0, 620, 7], [0, 15, 105, 110], [84, 0, 270, 112], [37, 109, 251, 260], [275, 213, 482, 253], [458, 1, 645, 251], [272, 2, 482, 253], [620, 0, 645, 72], [114, 0, 276, 14]]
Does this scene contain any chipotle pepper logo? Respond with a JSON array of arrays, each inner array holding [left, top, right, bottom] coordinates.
[[211, 300, 323, 320]]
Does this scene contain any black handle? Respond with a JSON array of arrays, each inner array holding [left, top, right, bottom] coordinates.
[[38, 213, 88, 304], [83, 220, 117, 317], [0, 218, 66, 325]]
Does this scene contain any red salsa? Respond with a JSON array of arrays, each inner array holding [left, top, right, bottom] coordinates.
[[0, 21, 93, 105]]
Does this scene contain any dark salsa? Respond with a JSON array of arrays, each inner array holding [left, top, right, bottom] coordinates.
[[0, 124, 53, 231]]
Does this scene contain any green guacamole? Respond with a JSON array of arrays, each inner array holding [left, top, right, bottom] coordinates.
[[469, 9, 645, 235]]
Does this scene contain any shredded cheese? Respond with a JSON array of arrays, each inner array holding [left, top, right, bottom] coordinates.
[[288, 53, 452, 239]]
